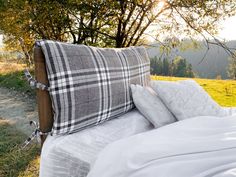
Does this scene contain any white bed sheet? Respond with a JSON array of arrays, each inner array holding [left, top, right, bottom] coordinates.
[[224, 107, 236, 116], [88, 115, 236, 177], [40, 109, 153, 177], [40, 104, 236, 177]]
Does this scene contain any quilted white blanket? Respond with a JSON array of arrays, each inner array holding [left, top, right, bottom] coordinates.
[[88, 115, 236, 177]]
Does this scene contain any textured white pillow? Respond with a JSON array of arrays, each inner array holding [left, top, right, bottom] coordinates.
[[130, 84, 176, 128], [151, 80, 227, 120]]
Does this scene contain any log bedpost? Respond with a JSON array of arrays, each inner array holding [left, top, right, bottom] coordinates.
[[34, 46, 53, 146]]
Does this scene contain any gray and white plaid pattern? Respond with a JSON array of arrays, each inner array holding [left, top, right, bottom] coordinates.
[[38, 40, 150, 135]]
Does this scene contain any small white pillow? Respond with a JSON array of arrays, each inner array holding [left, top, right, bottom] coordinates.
[[151, 80, 227, 120], [130, 84, 176, 128]]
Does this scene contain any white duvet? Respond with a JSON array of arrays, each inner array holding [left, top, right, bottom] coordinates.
[[88, 115, 236, 177]]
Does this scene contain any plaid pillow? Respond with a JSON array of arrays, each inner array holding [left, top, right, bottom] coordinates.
[[37, 40, 150, 135]]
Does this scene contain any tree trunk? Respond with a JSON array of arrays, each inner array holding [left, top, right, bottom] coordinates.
[[19, 38, 32, 67]]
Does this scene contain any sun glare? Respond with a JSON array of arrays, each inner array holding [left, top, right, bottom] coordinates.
[[218, 15, 236, 41], [157, 0, 167, 10]]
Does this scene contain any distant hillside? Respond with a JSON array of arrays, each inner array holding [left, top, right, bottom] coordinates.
[[147, 40, 236, 79]]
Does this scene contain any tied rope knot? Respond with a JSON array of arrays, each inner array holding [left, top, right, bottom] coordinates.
[[21, 69, 50, 149], [24, 69, 49, 91], [21, 121, 49, 149]]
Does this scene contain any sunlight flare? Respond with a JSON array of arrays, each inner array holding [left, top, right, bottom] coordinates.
[[156, 0, 168, 10]]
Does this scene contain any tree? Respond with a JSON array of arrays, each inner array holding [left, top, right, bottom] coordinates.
[[227, 56, 236, 80], [68, 0, 236, 48], [186, 63, 194, 78], [151, 56, 164, 75], [0, 0, 236, 54], [171, 56, 194, 77], [150, 55, 194, 77], [150, 56, 158, 74], [0, 0, 72, 65], [162, 58, 170, 76], [0, 0, 35, 66]]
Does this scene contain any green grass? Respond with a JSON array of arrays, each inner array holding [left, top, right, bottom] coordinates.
[[0, 62, 35, 95], [0, 119, 40, 177], [152, 75, 236, 107], [0, 71, 34, 95], [0, 62, 38, 177]]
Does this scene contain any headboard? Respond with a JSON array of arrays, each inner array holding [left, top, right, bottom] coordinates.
[[33, 41, 150, 144], [34, 46, 53, 145]]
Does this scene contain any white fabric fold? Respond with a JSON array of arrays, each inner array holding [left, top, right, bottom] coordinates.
[[39, 110, 153, 177], [88, 115, 236, 177]]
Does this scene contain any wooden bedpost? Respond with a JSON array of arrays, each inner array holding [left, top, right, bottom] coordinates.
[[34, 46, 53, 146]]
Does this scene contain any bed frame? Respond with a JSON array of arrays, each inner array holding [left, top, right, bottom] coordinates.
[[34, 46, 53, 145]]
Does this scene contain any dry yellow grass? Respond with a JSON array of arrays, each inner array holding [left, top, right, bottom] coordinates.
[[0, 62, 26, 74], [18, 157, 40, 177]]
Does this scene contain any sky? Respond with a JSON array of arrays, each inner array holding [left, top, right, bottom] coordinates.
[[0, 15, 236, 47], [0, 35, 2, 46], [218, 15, 236, 40]]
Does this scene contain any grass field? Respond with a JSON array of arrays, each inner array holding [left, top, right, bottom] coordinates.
[[0, 62, 39, 177], [0, 62, 34, 95], [0, 62, 235, 176], [152, 75, 236, 107], [0, 120, 40, 177]]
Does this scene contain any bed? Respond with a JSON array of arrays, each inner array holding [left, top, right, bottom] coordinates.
[[88, 114, 236, 177], [40, 110, 153, 177], [33, 40, 236, 177], [39, 107, 236, 177]]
